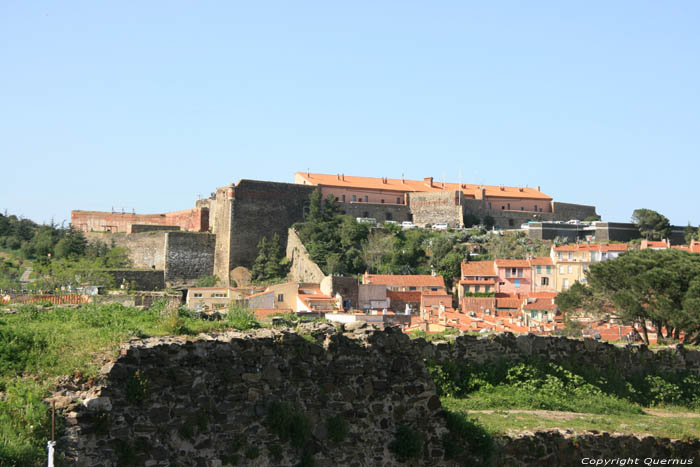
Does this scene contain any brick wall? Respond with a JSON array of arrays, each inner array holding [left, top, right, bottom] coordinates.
[[71, 208, 208, 233]]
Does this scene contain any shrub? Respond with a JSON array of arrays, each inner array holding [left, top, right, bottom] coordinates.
[[327, 414, 349, 442], [125, 370, 150, 405], [225, 305, 260, 331], [265, 401, 312, 448], [389, 424, 422, 461], [443, 411, 493, 464]]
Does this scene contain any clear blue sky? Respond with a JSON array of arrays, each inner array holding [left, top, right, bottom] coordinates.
[[2, 1, 699, 226]]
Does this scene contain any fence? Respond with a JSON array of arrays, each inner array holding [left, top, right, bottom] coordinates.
[[0, 294, 90, 305]]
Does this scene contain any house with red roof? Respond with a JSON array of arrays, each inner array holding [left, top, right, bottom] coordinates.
[[362, 272, 446, 294], [494, 259, 532, 294], [458, 261, 497, 297]]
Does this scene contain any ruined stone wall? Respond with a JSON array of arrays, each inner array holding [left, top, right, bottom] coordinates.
[[62, 324, 448, 466], [338, 202, 411, 223], [164, 232, 216, 284], [84, 232, 167, 270], [408, 191, 464, 227], [71, 208, 208, 233], [286, 228, 325, 283], [59, 328, 700, 466], [495, 430, 699, 466], [420, 333, 700, 377], [551, 202, 598, 221]]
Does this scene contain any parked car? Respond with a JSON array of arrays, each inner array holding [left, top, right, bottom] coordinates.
[[566, 219, 582, 225], [432, 223, 449, 230], [401, 221, 417, 229], [520, 223, 530, 229], [383, 220, 398, 225], [356, 217, 377, 225]]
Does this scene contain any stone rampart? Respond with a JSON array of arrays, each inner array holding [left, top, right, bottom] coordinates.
[[84, 232, 167, 270], [286, 228, 326, 283], [408, 191, 464, 227], [164, 232, 216, 284], [228, 180, 315, 271], [419, 333, 700, 377], [339, 202, 411, 223], [62, 323, 448, 466], [551, 202, 598, 221]]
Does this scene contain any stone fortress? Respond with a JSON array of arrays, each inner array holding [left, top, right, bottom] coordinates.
[[71, 172, 599, 285]]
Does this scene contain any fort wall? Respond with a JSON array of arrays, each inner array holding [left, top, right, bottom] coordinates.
[[164, 232, 216, 284], [83, 232, 167, 270], [408, 191, 464, 227], [227, 180, 315, 270], [71, 208, 208, 233]]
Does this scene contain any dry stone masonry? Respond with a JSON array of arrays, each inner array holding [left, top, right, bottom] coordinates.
[[59, 327, 700, 466]]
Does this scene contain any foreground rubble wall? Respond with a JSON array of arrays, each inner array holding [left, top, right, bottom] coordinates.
[[62, 323, 448, 466], [60, 327, 700, 466]]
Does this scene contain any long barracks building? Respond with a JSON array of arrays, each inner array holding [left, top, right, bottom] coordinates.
[[295, 172, 597, 228]]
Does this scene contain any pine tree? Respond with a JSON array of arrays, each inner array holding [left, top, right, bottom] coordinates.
[[251, 237, 269, 281]]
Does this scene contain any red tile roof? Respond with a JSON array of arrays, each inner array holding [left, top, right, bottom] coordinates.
[[523, 298, 556, 310], [529, 257, 553, 266], [496, 298, 522, 309], [495, 259, 531, 268], [296, 172, 553, 200], [386, 290, 422, 303], [461, 261, 496, 277], [363, 274, 445, 288]]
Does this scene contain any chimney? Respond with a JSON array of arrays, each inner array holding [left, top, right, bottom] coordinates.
[[499, 186, 504, 191], [402, 173, 405, 184], [337, 174, 340, 180], [537, 186, 541, 192], [341, 174, 345, 181], [424, 177, 433, 187], [518, 187, 524, 192], [382, 177, 387, 184]]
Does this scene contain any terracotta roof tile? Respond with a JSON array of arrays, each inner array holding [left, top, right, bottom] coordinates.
[[364, 274, 445, 288], [495, 259, 531, 268], [386, 290, 422, 302], [529, 257, 553, 266], [297, 172, 553, 200], [461, 261, 496, 277]]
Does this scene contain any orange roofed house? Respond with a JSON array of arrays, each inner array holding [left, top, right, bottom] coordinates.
[[362, 273, 446, 294]]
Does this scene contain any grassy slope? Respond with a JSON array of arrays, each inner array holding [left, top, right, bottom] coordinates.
[[444, 397, 700, 441], [0, 302, 257, 465]]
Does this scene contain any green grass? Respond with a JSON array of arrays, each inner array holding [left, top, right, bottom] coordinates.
[[443, 397, 700, 441], [0, 301, 261, 465]]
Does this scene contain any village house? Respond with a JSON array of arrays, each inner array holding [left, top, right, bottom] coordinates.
[[550, 243, 628, 291], [458, 261, 497, 297], [494, 259, 532, 294], [361, 273, 446, 294]]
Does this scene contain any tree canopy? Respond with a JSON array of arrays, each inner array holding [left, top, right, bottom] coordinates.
[[556, 249, 700, 344], [631, 209, 671, 240]]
